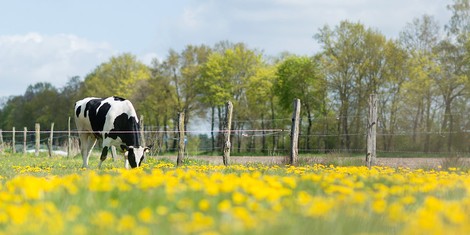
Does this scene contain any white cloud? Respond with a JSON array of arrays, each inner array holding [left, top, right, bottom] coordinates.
[[0, 33, 115, 97], [164, 0, 450, 56]]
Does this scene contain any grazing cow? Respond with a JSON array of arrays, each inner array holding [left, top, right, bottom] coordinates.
[[74, 96, 151, 168]]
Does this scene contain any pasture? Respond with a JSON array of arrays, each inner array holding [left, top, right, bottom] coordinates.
[[0, 153, 469, 234]]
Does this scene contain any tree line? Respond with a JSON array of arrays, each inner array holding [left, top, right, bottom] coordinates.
[[1, 0, 470, 154]]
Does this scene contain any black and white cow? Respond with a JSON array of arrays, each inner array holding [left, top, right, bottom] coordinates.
[[74, 96, 150, 168]]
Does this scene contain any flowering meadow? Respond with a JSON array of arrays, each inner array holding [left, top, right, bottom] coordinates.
[[0, 154, 469, 234]]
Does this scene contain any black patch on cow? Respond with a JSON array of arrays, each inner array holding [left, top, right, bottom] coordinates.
[[105, 113, 141, 147], [84, 99, 112, 136], [75, 106, 81, 118], [113, 96, 126, 101], [84, 98, 104, 118], [128, 149, 138, 168]]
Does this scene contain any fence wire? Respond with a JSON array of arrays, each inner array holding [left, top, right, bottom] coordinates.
[[1, 122, 469, 157]]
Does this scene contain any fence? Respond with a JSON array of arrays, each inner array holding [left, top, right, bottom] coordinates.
[[1, 96, 469, 165]]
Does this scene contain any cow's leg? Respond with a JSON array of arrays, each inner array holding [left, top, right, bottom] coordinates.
[[98, 146, 108, 168], [80, 134, 96, 168], [110, 146, 118, 161], [124, 151, 130, 169]]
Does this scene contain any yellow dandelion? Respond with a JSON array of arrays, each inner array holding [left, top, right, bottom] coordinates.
[[138, 207, 153, 224], [218, 200, 232, 213], [372, 198, 387, 214], [199, 199, 211, 211], [306, 197, 334, 217], [6, 204, 29, 225], [297, 191, 312, 205], [117, 215, 136, 232], [232, 191, 246, 205]]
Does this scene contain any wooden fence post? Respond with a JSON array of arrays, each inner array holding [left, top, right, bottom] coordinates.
[[177, 112, 185, 166], [0, 129, 3, 153], [35, 123, 40, 157], [12, 127, 16, 154], [223, 101, 233, 166], [366, 94, 377, 168], [290, 99, 301, 165], [23, 127, 27, 154], [48, 123, 54, 157]]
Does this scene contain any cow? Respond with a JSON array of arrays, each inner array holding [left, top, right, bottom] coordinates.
[[74, 96, 151, 169]]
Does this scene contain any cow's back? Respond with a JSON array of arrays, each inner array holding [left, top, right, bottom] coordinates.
[[75, 97, 140, 141]]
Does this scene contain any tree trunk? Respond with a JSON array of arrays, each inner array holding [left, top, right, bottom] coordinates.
[[261, 114, 266, 154], [217, 106, 224, 152], [172, 120, 178, 152], [412, 102, 422, 144], [211, 106, 215, 152], [306, 110, 312, 152], [163, 116, 169, 152], [424, 93, 432, 153], [237, 123, 244, 153], [270, 97, 277, 153], [441, 98, 453, 152]]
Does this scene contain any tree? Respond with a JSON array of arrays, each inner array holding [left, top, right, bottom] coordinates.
[[446, 0, 470, 43], [377, 41, 408, 151], [179, 45, 212, 125], [58, 76, 83, 126], [81, 53, 151, 99], [275, 56, 326, 151], [433, 39, 469, 151], [315, 21, 390, 151], [199, 42, 263, 153], [149, 45, 211, 151], [246, 64, 277, 153], [198, 51, 231, 151], [0, 78, 83, 142], [6, 83, 61, 129], [399, 15, 441, 152], [434, 0, 470, 151]]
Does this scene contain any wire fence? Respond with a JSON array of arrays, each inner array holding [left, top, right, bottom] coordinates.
[[1, 124, 469, 158]]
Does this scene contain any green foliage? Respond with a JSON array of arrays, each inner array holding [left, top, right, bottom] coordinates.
[[274, 56, 324, 111], [81, 53, 151, 98], [0, 82, 63, 130]]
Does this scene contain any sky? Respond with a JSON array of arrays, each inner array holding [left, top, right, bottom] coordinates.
[[0, 0, 452, 99]]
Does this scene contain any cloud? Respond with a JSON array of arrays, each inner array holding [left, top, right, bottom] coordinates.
[[162, 0, 450, 56], [0, 33, 115, 97]]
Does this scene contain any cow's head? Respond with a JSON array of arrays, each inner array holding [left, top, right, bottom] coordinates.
[[122, 145, 152, 168]]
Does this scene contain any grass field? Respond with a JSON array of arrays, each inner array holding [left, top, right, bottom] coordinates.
[[0, 152, 469, 234]]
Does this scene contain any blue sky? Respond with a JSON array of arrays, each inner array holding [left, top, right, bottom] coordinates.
[[0, 0, 451, 98]]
